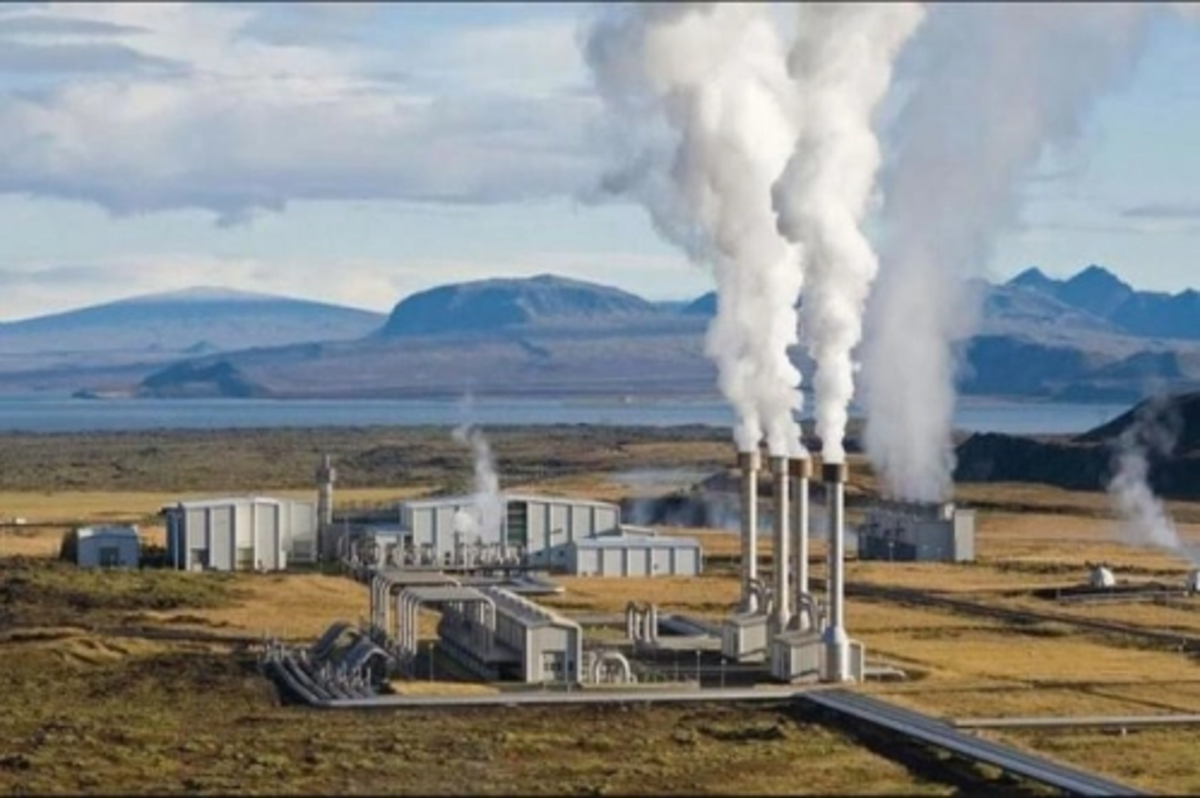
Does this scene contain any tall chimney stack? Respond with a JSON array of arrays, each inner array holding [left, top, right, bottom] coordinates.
[[789, 456, 812, 630], [737, 450, 761, 613], [316, 453, 336, 558], [770, 455, 791, 633], [821, 460, 850, 682]]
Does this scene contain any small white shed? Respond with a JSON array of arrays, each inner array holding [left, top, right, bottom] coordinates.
[[75, 525, 140, 569]]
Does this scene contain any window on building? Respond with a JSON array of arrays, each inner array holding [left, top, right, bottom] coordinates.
[[506, 501, 528, 549], [99, 546, 120, 567]]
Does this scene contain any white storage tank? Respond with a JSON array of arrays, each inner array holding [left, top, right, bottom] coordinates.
[[1089, 564, 1116, 589]]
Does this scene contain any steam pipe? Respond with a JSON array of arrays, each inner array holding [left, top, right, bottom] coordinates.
[[771, 455, 791, 633], [821, 461, 850, 682], [789, 457, 813, 631], [738, 450, 761, 613]]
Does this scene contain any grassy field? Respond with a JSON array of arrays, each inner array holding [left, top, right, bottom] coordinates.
[[0, 559, 949, 796], [7, 426, 1200, 793]]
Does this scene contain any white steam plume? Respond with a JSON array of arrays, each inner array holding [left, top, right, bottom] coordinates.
[[583, 2, 805, 456], [1107, 397, 1198, 564], [452, 423, 504, 544], [772, 2, 925, 464], [861, 3, 1157, 502]]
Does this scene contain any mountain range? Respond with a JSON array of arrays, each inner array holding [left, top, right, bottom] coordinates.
[[954, 391, 1200, 500], [1, 265, 1197, 402], [0, 286, 384, 378]]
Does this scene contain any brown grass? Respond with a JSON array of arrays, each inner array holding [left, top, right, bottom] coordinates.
[[145, 572, 367, 640]]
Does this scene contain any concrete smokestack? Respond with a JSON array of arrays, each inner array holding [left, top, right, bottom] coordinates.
[[738, 450, 761, 613], [821, 461, 850, 682], [789, 456, 812, 630], [316, 453, 336, 559], [771, 455, 790, 633], [317, 454, 336, 526]]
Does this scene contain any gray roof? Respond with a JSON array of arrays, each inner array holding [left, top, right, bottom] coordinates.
[[76, 525, 139, 540], [569, 534, 700, 550], [402, 492, 618, 512], [481, 586, 579, 630], [168, 495, 314, 511]]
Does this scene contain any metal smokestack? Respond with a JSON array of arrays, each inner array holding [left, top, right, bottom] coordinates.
[[771, 455, 791, 632], [821, 460, 850, 681], [316, 453, 337, 560], [789, 456, 812, 630], [738, 450, 761, 613]]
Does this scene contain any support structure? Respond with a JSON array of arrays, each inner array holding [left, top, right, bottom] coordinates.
[[821, 461, 851, 683], [738, 450, 761, 613], [770, 455, 791, 634]]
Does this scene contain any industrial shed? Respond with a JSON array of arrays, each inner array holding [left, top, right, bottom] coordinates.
[[481, 587, 583, 683], [563, 532, 703, 577], [163, 496, 318, 572], [397, 493, 620, 566], [856, 502, 975, 563], [68, 525, 140, 569]]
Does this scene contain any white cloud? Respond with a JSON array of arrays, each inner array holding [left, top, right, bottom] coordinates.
[[0, 3, 604, 223]]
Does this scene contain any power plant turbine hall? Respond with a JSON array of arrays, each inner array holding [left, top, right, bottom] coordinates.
[[584, 2, 806, 458]]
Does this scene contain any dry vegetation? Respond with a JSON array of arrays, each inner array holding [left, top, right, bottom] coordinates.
[[7, 426, 1200, 793], [0, 562, 943, 796]]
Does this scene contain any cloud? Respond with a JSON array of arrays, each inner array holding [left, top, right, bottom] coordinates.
[[0, 4, 604, 223], [0, 40, 186, 76], [0, 14, 148, 37], [1121, 201, 1200, 220]]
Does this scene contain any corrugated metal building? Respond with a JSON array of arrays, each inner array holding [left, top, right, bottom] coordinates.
[[398, 493, 620, 566], [163, 496, 318, 571], [856, 502, 975, 563], [480, 586, 583, 683], [564, 532, 702, 577], [73, 525, 140, 568]]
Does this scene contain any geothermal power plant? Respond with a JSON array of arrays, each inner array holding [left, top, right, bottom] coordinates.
[[226, 441, 893, 702]]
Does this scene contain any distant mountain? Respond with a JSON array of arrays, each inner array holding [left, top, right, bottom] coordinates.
[[0, 286, 385, 365], [682, 292, 717, 316], [138, 360, 269, 399], [1010, 265, 1200, 341], [8, 264, 1200, 402], [955, 391, 1200, 499], [380, 274, 663, 337]]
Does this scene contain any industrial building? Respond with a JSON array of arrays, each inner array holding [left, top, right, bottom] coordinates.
[[67, 525, 141, 568], [163, 496, 318, 571], [396, 493, 621, 566], [368, 569, 582, 684], [564, 531, 702, 577], [856, 501, 975, 563]]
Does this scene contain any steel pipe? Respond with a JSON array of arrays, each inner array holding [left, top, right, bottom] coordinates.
[[738, 451, 761, 613], [821, 461, 850, 682], [771, 455, 791, 632]]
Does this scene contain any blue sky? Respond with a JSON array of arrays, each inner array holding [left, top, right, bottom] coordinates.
[[0, 2, 1197, 321]]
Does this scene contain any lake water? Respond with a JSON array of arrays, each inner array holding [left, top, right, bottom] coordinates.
[[0, 394, 1127, 435]]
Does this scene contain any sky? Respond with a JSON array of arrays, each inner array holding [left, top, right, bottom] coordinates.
[[0, 2, 1197, 321]]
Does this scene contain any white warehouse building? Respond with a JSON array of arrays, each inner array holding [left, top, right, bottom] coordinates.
[[398, 493, 621, 566], [72, 525, 141, 569], [163, 496, 318, 572], [565, 532, 702, 578], [389, 493, 704, 577]]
